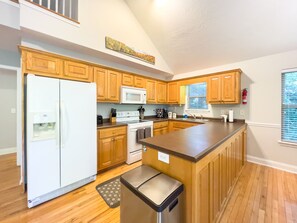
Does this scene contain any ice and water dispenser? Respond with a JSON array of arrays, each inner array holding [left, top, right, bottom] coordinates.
[[31, 112, 56, 141]]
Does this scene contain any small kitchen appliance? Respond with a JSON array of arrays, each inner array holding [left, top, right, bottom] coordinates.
[[168, 112, 173, 119], [121, 86, 146, 104], [155, 108, 164, 118]]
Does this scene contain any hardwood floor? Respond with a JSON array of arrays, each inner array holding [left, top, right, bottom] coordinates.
[[1, 153, 297, 223]]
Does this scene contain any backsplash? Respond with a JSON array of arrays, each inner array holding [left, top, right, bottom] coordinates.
[[97, 103, 168, 118], [168, 104, 248, 120]]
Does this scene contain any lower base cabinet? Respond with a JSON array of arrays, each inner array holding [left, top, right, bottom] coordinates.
[[97, 126, 127, 172]]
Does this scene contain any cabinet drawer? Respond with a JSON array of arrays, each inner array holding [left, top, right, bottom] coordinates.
[[64, 61, 92, 82], [154, 121, 168, 129], [99, 126, 127, 139]]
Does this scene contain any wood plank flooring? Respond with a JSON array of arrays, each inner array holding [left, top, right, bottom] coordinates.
[[1, 153, 297, 223]]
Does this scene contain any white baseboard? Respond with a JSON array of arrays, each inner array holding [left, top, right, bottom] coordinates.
[[247, 155, 297, 174], [0, 147, 16, 156]]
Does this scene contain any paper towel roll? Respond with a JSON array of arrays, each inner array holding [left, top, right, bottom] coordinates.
[[229, 110, 234, 122]]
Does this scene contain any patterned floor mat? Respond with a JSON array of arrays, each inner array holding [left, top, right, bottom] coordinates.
[[96, 176, 121, 208]]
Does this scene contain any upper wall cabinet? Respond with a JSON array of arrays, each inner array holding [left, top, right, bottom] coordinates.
[[94, 67, 121, 103], [64, 61, 93, 82], [134, 76, 146, 88], [122, 73, 134, 87], [157, 81, 167, 104], [25, 51, 62, 78], [208, 70, 241, 104], [167, 82, 185, 105], [21, 47, 93, 82], [146, 79, 157, 104]]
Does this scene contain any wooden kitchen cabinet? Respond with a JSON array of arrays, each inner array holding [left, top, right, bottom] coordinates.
[[153, 121, 168, 136], [156, 81, 167, 103], [167, 82, 186, 104], [97, 126, 127, 172], [122, 73, 134, 86], [24, 51, 62, 78], [63, 61, 93, 82], [134, 76, 146, 88], [94, 67, 121, 103], [146, 79, 157, 103], [208, 71, 241, 104]]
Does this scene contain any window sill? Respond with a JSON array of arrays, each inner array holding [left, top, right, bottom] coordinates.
[[185, 109, 210, 113], [278, 140, 297, 148]]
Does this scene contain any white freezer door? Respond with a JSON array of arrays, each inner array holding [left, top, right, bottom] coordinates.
[[60, 80, 97, 187], [26, 75, 60, 201]]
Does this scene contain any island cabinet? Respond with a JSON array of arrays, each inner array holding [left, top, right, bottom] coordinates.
[[142, 126, 247, 223], [168, 121, 199, 132], [97, 126, 127, 172], [94, 67, 121, 103], [153, 121, 168, 136], [208, 70, 241, 104]]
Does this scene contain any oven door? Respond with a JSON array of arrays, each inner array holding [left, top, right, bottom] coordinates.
[[128, 128, 143, 153]]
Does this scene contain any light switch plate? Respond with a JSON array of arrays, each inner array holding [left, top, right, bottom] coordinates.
[[11, 108, 16, 114], [158, 151, 169, 164]]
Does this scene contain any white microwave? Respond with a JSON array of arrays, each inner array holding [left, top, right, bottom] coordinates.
[[121, 86, 147, 104]]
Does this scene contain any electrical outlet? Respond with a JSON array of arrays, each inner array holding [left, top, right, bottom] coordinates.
[[240, 110, 245, 116], [158, 151, 169, 164], [221, 110, 225, 115]]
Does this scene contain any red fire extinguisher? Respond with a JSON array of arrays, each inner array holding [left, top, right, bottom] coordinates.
[[242, 88, 248, 104]]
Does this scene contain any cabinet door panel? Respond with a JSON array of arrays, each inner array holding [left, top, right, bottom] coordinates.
[[157, 82, 167, 103], [134, 76, 146, 88], [220, 146, 228, 207], [208, 75, 221, 103], [98, 138, 113, 171], [212, 154, 221, 222], [94, 68, 107, 101], [146, 79, 156, 103], [64, 61, 91, 81], [26, 52, 62, 77], [122, 73, 134, 86], [107, 70, 121, 102], [113, 135, 127, 164], [199, 164, 211, 223], [167, 82, 179, 103], [222, 73, 236, 102]]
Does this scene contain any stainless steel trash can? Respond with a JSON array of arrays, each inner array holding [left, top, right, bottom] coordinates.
[[120, 165, 184, 223]]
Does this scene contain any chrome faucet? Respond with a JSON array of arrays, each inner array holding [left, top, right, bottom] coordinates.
[[200, 115, 203, 120]]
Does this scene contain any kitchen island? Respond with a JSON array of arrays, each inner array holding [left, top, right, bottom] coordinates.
[[140, 121, 247, 223]]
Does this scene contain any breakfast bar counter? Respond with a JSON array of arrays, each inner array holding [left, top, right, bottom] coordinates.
[[139, 121, 247, 223]]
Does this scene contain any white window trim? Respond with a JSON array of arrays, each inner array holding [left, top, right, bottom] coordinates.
[[278, 140, 297, 149], [185, 84, 209, 111]]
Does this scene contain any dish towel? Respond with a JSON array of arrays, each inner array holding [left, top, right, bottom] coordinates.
[[144, 127, 151, 138], [137, 129, 145, 143]]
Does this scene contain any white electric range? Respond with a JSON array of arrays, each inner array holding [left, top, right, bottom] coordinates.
[[116, 111, 153, 164]]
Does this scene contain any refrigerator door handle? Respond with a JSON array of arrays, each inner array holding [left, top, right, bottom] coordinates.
[[56, 102, 60, 148], [61, 101, 66, 148]]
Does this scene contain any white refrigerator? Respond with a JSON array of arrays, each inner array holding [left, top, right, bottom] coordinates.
[[26, 74, 97, 208]]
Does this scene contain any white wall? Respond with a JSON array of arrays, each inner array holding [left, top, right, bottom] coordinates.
[[19, 0, 172, 74], [171, 50, 297, 168], [0, 0, 19, 29], [0, 68, 17, 154], [97, 103, 167, 119]]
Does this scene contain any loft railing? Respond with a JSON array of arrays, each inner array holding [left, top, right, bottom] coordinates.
[[26, 0, 78, 23]]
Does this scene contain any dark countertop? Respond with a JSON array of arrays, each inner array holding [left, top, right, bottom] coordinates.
[[139, 121, 246, 162], [97, 122, 127, 129]]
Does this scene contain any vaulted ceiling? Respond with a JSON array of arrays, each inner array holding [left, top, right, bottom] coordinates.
[[125, 0, 297, 74]]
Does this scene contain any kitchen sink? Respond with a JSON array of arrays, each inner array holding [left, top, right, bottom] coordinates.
[[175, 118, 209, 123]]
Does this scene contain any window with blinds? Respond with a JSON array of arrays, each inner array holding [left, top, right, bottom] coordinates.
[[281, 70, 297, 143], [186, 82, 208, 110]]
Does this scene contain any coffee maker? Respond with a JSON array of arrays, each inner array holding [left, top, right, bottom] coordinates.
[[155, 108, 163, 118], [155, 108, 168, 118]]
